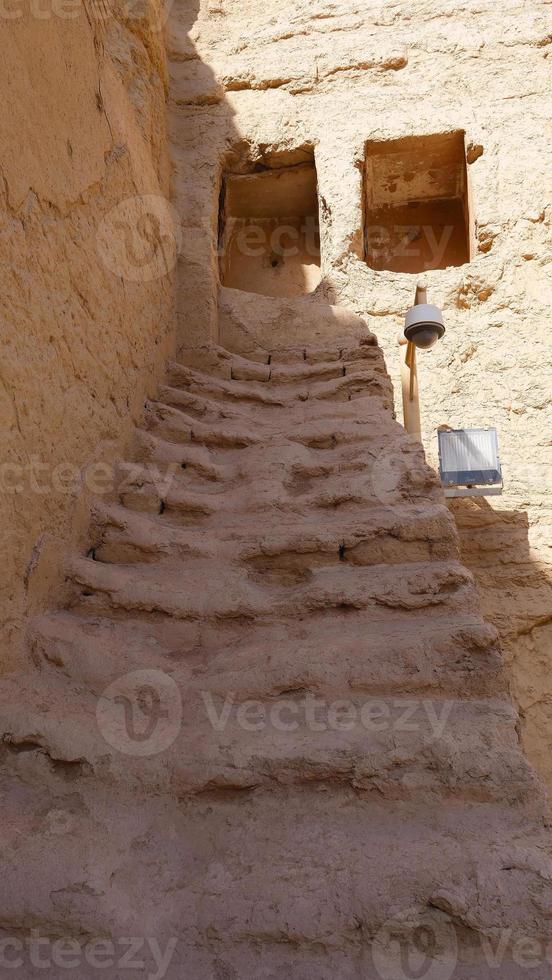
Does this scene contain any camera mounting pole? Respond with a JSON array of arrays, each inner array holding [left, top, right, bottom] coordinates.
[[399, 331, 421, 439]]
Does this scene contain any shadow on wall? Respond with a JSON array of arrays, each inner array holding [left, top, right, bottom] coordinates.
[[450, 496, 552, 791], [170, 2, 552, 798], [169, 3, 329, 343], [168, 0, 241, 345]]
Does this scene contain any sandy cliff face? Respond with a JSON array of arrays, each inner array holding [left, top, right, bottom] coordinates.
[[2, 1, 552, 974], [1, 0, 175, 666], [167, 0, 552, 787]]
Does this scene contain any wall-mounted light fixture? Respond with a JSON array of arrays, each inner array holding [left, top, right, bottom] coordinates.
[[399, 283, 445, 438], [438, 427, 503, 497]]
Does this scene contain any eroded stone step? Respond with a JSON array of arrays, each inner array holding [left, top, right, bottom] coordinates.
[[112, 449, 443, 523], [167, 358, 392, 407], [156, 383, 260, 423], [30, 609, 506, 702], [0, 664, 537, 806], [168, 362, 285, 406], [132, 430, 228, 482], [88, 499, 457, 567], [146, 400, 262, 448], [65, 554, 477, 624], [175, 339, 379, 376]]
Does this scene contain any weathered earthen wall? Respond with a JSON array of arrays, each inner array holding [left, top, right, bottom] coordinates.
[[2, 4, 552, 967], [1, 0, 175, 665], [169, 0, 552, 785]]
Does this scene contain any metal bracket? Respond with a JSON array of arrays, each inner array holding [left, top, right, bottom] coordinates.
[[443, 485, 504, 498]]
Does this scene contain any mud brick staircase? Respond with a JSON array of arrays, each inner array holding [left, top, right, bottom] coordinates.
[[2, 329, 552, 978]]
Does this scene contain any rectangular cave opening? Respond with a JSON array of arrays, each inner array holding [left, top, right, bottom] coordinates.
[[364, 131, 471, 274], [219, 157, 321, 298]]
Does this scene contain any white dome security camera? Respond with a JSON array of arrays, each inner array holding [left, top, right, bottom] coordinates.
[[404, 303, 446, 349], [399, 284, 447, 440]]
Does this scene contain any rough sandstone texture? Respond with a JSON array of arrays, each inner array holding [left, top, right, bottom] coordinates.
[[167, 0, 552, 787], [2, 0, 552, 975], [1, 1, 175, 666]]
